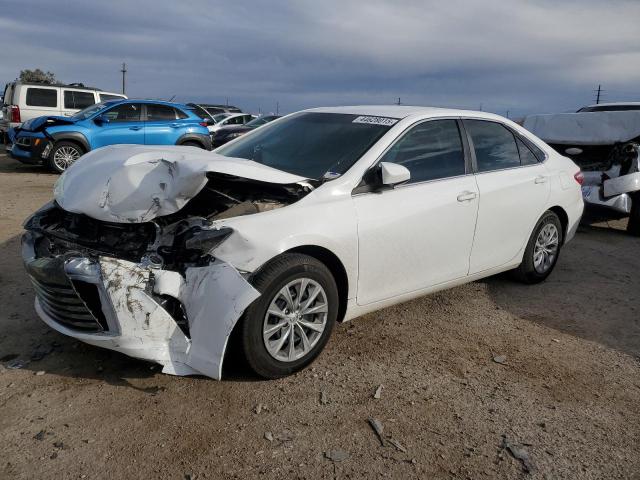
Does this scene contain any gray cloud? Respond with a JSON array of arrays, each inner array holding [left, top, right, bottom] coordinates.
[[1, 0, 639, 117]]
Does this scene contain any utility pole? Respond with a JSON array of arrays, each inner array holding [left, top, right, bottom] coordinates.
[[506, 110, 510, 119], [276, 102, 279, 115], [595, 84, 602, 104], [225, 96, 229, 106], [396, 97, 401, 105], [120, 63, 127, 95]]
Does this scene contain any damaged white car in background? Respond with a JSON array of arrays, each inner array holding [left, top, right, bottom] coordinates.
[[524, 104, 640, 235], [23, 106, 583, 380]]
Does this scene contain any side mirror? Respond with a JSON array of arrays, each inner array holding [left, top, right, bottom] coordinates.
[[95, 114, 110, 125], [380, 162, 410, 186]]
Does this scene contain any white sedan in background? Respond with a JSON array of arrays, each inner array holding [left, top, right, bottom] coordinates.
[[23, 106, 583, 380], [207, 112, 256, 133]]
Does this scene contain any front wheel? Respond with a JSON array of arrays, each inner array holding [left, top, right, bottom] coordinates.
[[240, 253, 339, 379], [512, 211, 563, 284], [48, 141, 84, 173]]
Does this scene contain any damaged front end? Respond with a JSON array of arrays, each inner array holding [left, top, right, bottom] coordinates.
[[22, 151, 314, 378]]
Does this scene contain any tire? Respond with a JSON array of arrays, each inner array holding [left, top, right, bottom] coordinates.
[[512, 211, 563, 284], [181, 141, 204, 149], [627, 192, 640, 236], [240, 253, 339, 379], [48, 141, 84, 173]]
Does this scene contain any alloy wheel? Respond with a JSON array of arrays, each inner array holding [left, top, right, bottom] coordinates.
[[262, 278, 328, 362], [533, 223, 559, 273], [53, 146, 81, 171]]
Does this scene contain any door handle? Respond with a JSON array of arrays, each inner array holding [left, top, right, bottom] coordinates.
[[457, 191, 477, 202], [129, 126, 143, 131], [170, 123, 181, 128], [534, 175, 548, 184]]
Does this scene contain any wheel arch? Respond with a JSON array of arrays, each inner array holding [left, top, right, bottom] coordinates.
[[548, 205, 569, 244], [49, 132, 90, 153], [283, 245, 349, 323], [175, 133, 210, 150]]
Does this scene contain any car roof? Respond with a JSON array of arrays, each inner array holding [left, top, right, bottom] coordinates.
[[107, 99, 191, 109], [303, 105, 506, 121], [581, 102, 640, 108], [197, 103, 241, 109], [10, 81, 103, 92], [221, 113, 250, 118]]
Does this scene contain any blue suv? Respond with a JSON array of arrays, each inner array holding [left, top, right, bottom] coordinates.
[[8, 100, 212, 172]]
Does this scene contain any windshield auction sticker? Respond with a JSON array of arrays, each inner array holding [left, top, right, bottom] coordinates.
[[352, 116, 399, 126]]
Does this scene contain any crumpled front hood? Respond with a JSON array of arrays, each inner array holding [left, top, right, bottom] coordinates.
[[54, 144, 309, 223], [22, 115, 76, 132]]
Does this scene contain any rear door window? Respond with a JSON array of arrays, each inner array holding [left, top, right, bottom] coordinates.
[[64, 90, 96, 109], [104, 103, 142, 122], [464, 120, 520, 172], [146, 104, 178, 121], [26, 88, 57, 107], [379, 119, 466, 184]]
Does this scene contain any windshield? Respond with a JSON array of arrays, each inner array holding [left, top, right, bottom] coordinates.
[[217, 112, 395, 179], [245, 117, 269, 127], [71, 102, 110, 120]]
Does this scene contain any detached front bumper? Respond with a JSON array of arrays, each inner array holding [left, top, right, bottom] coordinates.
[[22, 232, 260, 379]]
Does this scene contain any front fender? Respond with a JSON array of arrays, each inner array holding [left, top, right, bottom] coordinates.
[[208, 197, 358, 299], [47, 128, 90, 151]]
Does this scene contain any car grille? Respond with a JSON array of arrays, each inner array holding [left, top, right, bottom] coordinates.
[[25, 256, 108, 333]]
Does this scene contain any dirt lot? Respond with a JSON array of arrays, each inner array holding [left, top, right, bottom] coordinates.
[[0, 152, 639, 479]]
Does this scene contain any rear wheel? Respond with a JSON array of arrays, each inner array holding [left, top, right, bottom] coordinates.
[[512, 211, 563, 284], [627, 192, 640, 236], [240, 253, 338, 379], [48, 141, 84, 173]]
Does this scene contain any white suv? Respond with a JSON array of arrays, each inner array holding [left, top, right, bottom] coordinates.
[[1, 82, 126, 139]]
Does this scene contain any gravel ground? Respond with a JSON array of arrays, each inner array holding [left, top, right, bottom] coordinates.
[[0, 153, 639, 479]]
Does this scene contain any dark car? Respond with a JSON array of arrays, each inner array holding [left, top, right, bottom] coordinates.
[[211, 115, 281, 147]]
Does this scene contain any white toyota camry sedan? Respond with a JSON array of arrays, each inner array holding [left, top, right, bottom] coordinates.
[[22, 106, 584, 379]]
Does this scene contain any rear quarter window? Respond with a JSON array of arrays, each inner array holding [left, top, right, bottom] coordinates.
[[26, 88, 57, 107]]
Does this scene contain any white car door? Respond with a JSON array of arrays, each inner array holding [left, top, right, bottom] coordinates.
[[353, 119, 479, 305], [463, 119, 551, 274]]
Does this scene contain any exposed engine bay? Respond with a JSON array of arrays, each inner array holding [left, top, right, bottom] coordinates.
[[27, 172, 312, 269], [22, 146, 316, 379]]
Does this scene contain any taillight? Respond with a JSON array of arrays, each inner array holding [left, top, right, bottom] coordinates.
[[199, 122, 207, 127], [574, 171, 584, 185], [10, 105, 20, 123]]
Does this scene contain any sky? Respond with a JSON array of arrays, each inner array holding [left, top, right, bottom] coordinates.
[[1, 0, 639, 118]]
